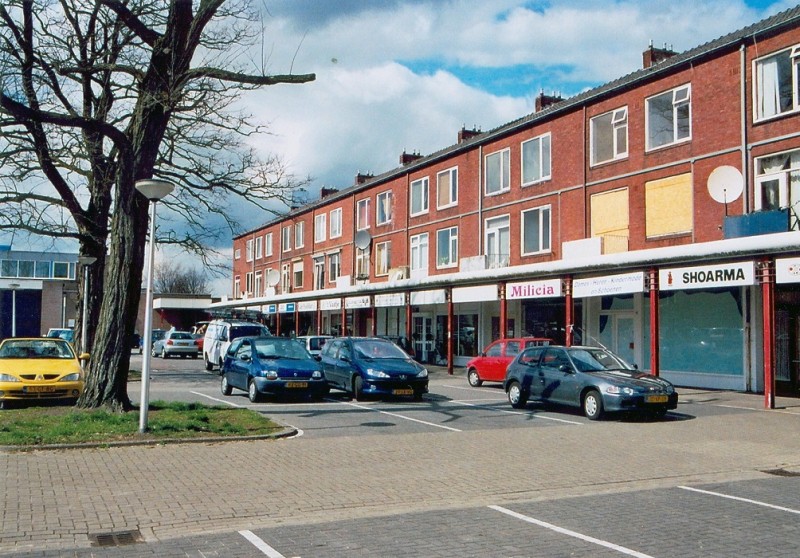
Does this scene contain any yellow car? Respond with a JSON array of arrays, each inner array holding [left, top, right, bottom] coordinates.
[[0, 337, 88, 407]]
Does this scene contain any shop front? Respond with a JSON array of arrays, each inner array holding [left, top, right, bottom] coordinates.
[[775, 257, 800, 396]]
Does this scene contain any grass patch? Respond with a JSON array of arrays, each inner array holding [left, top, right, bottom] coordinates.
[[0, 400, 284, 446]]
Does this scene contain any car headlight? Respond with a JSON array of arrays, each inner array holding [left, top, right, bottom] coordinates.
[[365, 368, 390, 378], [312, 370, 322, 379], [264, 370, 278, 380], [417, 368, 428, 378], [0, 374, 20, 382], [59, 373, 81, 382], [606, 385, 634, 396]]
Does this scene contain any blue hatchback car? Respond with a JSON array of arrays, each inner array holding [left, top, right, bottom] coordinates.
[[220, 336, 327, 402], [319, 337, 429, 401]]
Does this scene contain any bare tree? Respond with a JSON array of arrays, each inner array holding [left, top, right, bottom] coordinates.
[[0, 0, 314, 410], [154, 261, 208, 294]]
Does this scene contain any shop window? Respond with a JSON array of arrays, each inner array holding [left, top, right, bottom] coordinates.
[[436, 227, 458, 268], [437, 167, 458, 208], [521, 133, 551, 185], [754, 45, 800, 121], [410, 177, 429, 216], [645, 173, 693, 238], [591, 107, 627, 165], [646, 84, 691, 150], [485, 148, 510, 195], [521, 205, 551, 255], [591, 188, 629, 254]]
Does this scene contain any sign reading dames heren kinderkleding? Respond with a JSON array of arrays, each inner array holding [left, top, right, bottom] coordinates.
[[572, 272, 645, 298], [659, 261, 755, 291]]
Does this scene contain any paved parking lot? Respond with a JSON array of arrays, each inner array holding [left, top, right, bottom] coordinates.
[[2, 354, 800, 556]]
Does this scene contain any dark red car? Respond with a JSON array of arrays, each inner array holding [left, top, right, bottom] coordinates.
[[466, 337, 553, 386]]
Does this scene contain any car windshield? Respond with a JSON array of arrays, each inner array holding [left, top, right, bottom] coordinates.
[[253, 338, 310, 360], [353, 339, 408, 360], [0, 339, 75, 359], [170, 332, 193, 340], [567, 348, 631, 372]]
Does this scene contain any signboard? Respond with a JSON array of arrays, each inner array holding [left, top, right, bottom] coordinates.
[[506, 278, 562, 300], [410, 289, 446, 305], [374, 293, 405, 307], [776, 257, 800, 284], [345, 295, 371, 309], [452, 285, 497, 303], [659, 261, 755, 291], [297, 300, 317, 312], [278, 302, 295, 314], [266, 304, 277, 314], [320, 298, 342, 311], [573, 272, 645, 298]]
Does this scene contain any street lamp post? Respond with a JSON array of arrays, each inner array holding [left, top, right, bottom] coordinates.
[[135, 179, 175, 434], [77, 256, 97, 361], [9, 282, 20, 337]]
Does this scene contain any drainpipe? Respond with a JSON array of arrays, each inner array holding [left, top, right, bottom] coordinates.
[[447, 287, 454, 375], [760, 259, 775, 409], [740, 44, 749, 214]]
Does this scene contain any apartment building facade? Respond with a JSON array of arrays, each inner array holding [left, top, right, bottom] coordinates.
[[216, 7, 800, 404]]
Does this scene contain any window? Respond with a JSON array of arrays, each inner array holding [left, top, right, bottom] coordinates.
[[645, 173, 693, 238], [437, 167, 458, 208], [281, 264, 291, 293], [295, 222, 304, 248], [755, 150, 800, 226], [356, 248, 370, 279], [646, 85, 691, 150], [485, 215, 510, 268], [436, 227, 458, 268], [246, 239, 254, 262], [245, 272, 253, 294], [410, 177, 429, 215], [376, 191, 392, 225], [53, 262, 71, 279], [375, 242, 390, 276], [281, 226, 291, 252], [754, 45, 800, 121], [591, 108, 628, 165], [234, 248, 241, 260], [591, 188, 629, 254], [410, 233, 429, 273], [265, 233, 273, 257], [234, 276, 240, 297], [356, 198, 370, 230], [35, 261, 50, 278], [18, 261, 33, 278], [328, 252, 340, 283], [254, 271, 262, 297], [293, 261, 304, 289], [314, 257, 325, 289], [255, 236, 263, 259], [521, 134, 551, 184], [485, 148, 510, 195], [330, 208, 342, 238], [521, 206, 551, 255], [315, 214, 326, 243]]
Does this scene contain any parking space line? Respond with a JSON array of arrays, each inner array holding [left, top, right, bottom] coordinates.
[[239, 530, 286, 557], [337, 400, 462, 432], [191, 391, 243, 407], [451, 399, 584, 425], [489, 505, 654, 558], [678, 486, 800, 514]]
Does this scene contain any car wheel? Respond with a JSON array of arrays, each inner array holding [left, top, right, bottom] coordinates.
[[583, 390, 604, 420], [507, 381, 528, 409], [248, 380, 260, 403], [220, 375, 232, 396], [151, 346, 158, 358], [467, 368, 483, 387], [204, 357, 214, 371], [353, 376, 365, 401], [162, 348, 169, 359]]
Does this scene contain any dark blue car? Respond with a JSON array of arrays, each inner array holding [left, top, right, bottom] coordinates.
[[220, 336, 327, 402], [319, 337, 429, 401]]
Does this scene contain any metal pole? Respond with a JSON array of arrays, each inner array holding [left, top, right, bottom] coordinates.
[[81, 269, 90, 353], [139, 200, 158, 433], [11, 286, 17, 337]]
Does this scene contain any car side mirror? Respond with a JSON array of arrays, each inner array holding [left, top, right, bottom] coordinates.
[[314, 355, 321, 361], [78, 352, 90, 361], [559, 364, 573, 373], [240, 354, 251, 362], [340, 355, 351, 363]]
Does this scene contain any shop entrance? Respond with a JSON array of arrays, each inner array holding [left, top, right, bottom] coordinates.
[[599, 312, 636, 366], [776, 289, 800, 396], [412, 314, 435, 363]]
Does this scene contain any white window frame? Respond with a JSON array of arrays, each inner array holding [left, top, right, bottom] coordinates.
[[328, 252, 340, 283], [520, 205, 552, 256], [255, 236, 263, 259], [485, 215, 510, 268], [281, 226, 291, 252], [410, 232, 429, 273], [355, 248, 370, 279], [485, 148, 511, 195], [295, 222, 304, 249], [754, 149, 800, 219], [265, 233, 273, 257], [234, 276, 241, 297], [376, 190, 392, 225], [314, 214, 326, 243], [293, 261, 304, 289], [521, 133, 552, 185], [646, 84, 691, 151], [436, 226, 458, 269], [410, 177, 429, 216], [436, 167, 458, 209], [330, 208, 342, 238], [254, 270, 262, 297], [313, 257, 325, 289], [590, 107, 628, 166], [753, 45, 800, 122], [245, 239, 254, 262], [281, 263, 291, 293], [356, 198, 370, 230], [245, 272, 253, 295], [234, 248, 241, 260], [375, 241, 390, 276]]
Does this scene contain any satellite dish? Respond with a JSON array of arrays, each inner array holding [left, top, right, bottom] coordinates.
[[354, 229, 372, 250], [265, 269, 280, 287], [707, 166, 743, 204]]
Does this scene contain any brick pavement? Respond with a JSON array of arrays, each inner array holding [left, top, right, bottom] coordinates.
[[2, 386, 800, 555]]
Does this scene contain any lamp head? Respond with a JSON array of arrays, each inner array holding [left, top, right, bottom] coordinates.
[[135, 179, 175, 201], [78, 256, 97, 266]]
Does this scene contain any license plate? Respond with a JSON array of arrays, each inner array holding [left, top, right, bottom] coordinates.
[[646, 394, 668, 403], [393, 389, 413, 396], [25, 386, 56, 393], [286, 382, 308, 388]]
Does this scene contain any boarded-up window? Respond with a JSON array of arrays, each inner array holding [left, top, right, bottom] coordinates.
[[591, 188, 629, 254], [646, 173, 693, 238]]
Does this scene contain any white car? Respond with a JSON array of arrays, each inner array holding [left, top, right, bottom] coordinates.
[[203, 320, 270, 371], [295, 335, 333, 357], [152, 330, 198, 359]]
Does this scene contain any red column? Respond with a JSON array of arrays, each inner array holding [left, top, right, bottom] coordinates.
[[276, 312, 281, 337], [649, 268, 660, 377], [447, 288, 454, 375], [370, 298, 377, 336], [316, 306, 322, 335], [340, 303, 346, 336], [499, 282, 507, 340], [564, 276, 573, 346], [406, 292, 413, 356], [761, 260, 776, 409], [294, 305, 299, 337]]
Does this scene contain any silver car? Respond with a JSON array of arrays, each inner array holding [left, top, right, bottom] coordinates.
[[152, 330, 198, 359]]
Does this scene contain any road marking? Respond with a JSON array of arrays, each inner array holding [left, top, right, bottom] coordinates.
[[451, 399, 584, 425], [489, 505, 654, 558], [338, 400, 462, 432], [191, 391, 243, 407], [239, 530, 286, 557], [678, 486, 800, 515]]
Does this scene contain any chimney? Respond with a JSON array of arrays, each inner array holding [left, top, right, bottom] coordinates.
[[320, 187, 338, 199], [458, 126, 482, 143], [400, 150, 423, 165], [643, 41, 677, 68], [535, 91, 562, 112], [354, 172, 373, 185]]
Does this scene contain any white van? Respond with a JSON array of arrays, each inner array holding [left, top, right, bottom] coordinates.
[[203, 320, 269, 372]]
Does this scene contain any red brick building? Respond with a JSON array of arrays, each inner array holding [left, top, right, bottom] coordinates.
[[215, 7, 800, 404]]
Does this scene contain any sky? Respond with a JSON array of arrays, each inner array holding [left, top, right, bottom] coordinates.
[[4, 0, 795, 296]]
